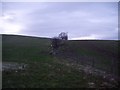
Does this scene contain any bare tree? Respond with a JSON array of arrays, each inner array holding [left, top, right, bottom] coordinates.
[[58, 32, 68, 40], [50, 32, 68, 55]]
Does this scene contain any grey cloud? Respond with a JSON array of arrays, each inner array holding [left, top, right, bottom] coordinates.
[[2, 2, 118, 40]]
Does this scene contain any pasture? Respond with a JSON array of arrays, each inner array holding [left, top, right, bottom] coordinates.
[[2, 34, 119, 88]]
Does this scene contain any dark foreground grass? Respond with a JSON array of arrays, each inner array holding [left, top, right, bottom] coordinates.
[[3, 56, 109, 88], [2, 34, 119, 88], [3, 58, 87, 88]]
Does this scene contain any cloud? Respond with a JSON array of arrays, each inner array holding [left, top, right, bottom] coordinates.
[[0, 13, 24, 34], [71, 34, 100, 40], [1, 2, 118, 40]]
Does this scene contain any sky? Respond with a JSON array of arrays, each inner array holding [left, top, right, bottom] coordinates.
[[0, 2, 118, 40]]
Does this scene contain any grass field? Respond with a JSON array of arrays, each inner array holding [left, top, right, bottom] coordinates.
[[2, 34, 119, 88]]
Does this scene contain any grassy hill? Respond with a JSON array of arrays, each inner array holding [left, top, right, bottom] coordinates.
[[2, 34, 51, 62], [2, 34, 119, 88]]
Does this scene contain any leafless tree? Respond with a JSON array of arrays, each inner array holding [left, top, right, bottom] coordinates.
[[50, 32, 68, 55], [58, 32, 68, 40]]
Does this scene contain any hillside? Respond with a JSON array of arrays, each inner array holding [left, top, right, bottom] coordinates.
[[2, 34, 119, 88]]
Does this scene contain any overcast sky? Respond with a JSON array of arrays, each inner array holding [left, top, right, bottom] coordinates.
[[0, 2, 118, 40]]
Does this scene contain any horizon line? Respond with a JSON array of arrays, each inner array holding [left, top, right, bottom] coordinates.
[[1, 34, 119, 41]]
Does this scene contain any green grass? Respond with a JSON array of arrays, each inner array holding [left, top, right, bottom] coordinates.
[[58, 40, 118, 73], [2, 34, 119, 88]]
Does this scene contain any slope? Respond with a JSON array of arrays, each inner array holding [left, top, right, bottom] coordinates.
[[2, 34, 119, 88]]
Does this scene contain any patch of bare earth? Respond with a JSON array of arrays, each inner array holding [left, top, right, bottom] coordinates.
[[2, 62, 27, 72]]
